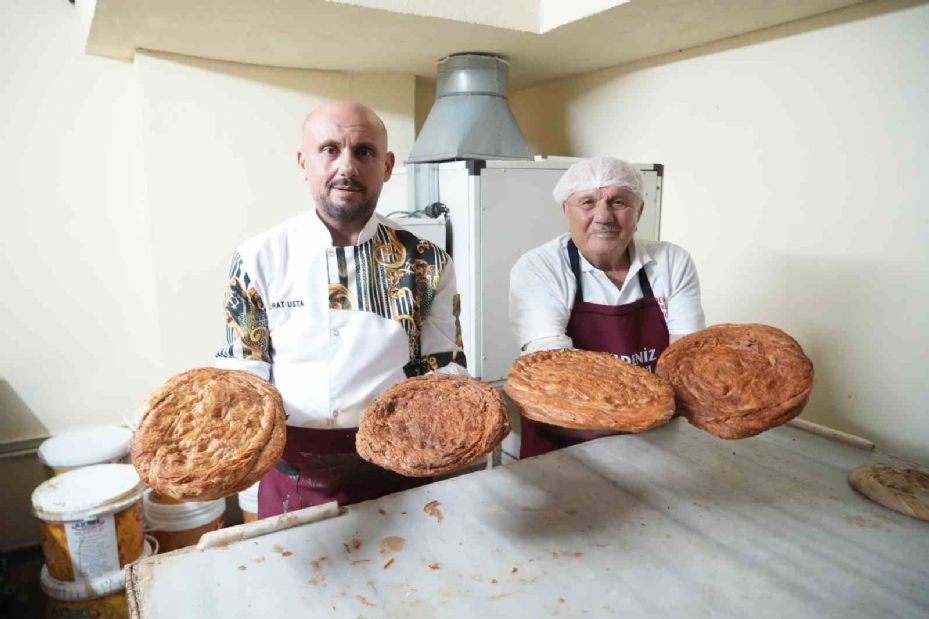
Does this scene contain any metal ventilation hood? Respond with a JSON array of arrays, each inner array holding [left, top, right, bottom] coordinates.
[[407, 53, 531, 163]]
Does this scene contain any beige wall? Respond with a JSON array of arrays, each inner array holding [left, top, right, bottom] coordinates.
[[135, 51, 415, 380], [511, 0, 929, 465], [414, 76, 437, 137], [0, 0, 145, 550], [1, 0, 149, 440], [0, 0, 416, 549]]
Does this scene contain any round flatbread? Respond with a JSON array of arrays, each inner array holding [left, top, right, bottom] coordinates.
[[655, 323, 813, 439], [356, 374, 509, 477], [504, 349, 675, 432], [848, 464, 929, 522], [132, 368, 286, 501]]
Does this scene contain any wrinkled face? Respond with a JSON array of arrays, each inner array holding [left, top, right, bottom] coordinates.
[[297, 108, 394, 224], [563, 186, 643, 263]]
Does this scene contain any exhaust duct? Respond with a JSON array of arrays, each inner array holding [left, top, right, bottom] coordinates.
[[408, 53, 531, 163]]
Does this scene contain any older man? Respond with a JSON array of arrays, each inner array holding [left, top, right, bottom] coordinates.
[[216, 101, 467, 516], [509, 157, 704, 457]]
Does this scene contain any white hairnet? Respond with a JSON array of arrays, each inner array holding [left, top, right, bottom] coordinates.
[[552, 157, 644, 205]]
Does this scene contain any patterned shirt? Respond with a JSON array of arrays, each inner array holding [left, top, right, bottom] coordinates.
[[216, 211, 466, 428]]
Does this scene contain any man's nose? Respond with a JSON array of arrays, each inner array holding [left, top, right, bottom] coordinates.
[[335, 149, 358, 176], [592, 199, 615, 222]]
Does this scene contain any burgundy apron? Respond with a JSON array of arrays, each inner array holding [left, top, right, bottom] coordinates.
[[257, 426, 427, 518], [519, 239, 671, 458]]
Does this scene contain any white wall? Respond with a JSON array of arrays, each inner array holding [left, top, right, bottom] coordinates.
[[0, 0, 416, 550], [511, 0, 929, 465], [539, 0, 628, 32], [328, 0, 539, 32]]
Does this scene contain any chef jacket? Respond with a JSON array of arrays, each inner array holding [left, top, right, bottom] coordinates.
[[216, 211, 467, 428]]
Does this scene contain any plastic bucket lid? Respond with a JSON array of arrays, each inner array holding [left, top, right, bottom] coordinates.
[[143, 491, 225, 532], [238, 481, 260, 514], [32, 464, 145, 522], [37, 426, 132, 469], [40, 538, 155, 601]]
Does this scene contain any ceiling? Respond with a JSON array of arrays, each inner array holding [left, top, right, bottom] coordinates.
[[87, 0, 868, 89]]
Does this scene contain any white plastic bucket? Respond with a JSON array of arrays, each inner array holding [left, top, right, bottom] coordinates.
[[32, 464, 146, 581], [37, 426, 133, 477], [143, 491, 225, 552], [238, 481, 260, 523], [41, 537, 155, 619]]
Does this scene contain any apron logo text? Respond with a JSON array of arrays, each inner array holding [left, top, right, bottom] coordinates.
[[617, 347, 657, 368]]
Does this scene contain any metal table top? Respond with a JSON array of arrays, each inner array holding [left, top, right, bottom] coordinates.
[[127, 418, 929, 618]]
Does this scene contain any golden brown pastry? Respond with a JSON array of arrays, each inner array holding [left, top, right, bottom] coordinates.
[[504, 349, 675, 432], [849, 464, 929, 522], [655, 323, 813, 439], [132, 368, 286, 501], [356, 374, 509, 477]]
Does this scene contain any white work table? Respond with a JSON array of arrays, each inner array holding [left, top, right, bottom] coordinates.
[[126, 418, 929, 618]]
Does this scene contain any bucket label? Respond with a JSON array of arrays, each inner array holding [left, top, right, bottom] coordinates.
[[64, 514, 119, 578]]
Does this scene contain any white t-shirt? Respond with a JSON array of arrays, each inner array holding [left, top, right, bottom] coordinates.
[[509, 233, 705, 353]]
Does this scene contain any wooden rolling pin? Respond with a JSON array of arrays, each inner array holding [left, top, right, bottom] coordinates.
[[196, 501, 340, 550], [787, 418, 876, 451]]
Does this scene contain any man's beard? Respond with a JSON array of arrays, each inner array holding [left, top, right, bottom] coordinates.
[[319, 194, 376, 223], [318, 179, 377, 223]]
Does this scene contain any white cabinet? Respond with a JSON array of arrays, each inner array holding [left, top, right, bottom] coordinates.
[[378, 158, 664, 381]]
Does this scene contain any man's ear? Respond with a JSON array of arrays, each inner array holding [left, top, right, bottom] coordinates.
[[297, 151, 307, 176], [383, 151, 396, 182]]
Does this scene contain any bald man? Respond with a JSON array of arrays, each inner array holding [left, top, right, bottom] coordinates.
[[216, 101, 468, 517]]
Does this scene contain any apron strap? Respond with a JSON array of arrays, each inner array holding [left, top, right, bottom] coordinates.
[[568, 239, 656, 301], [567, 239, 584, 304], [637, 268, 655, 299]]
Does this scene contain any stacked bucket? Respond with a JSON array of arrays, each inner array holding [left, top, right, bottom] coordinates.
[[31, 425, 265, 617], [33, 427, 150, 618]]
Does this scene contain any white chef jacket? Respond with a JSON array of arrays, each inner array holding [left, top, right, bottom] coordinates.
[[216, 211, 467, 429], [510, 233, 705, 353]]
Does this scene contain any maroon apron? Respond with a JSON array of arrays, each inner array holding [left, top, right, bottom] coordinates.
[[519, 239, 671, 458], [257, 426, 427, 518]]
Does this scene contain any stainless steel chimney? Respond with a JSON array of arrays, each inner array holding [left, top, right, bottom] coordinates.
[[407, 53, 531, 163]]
